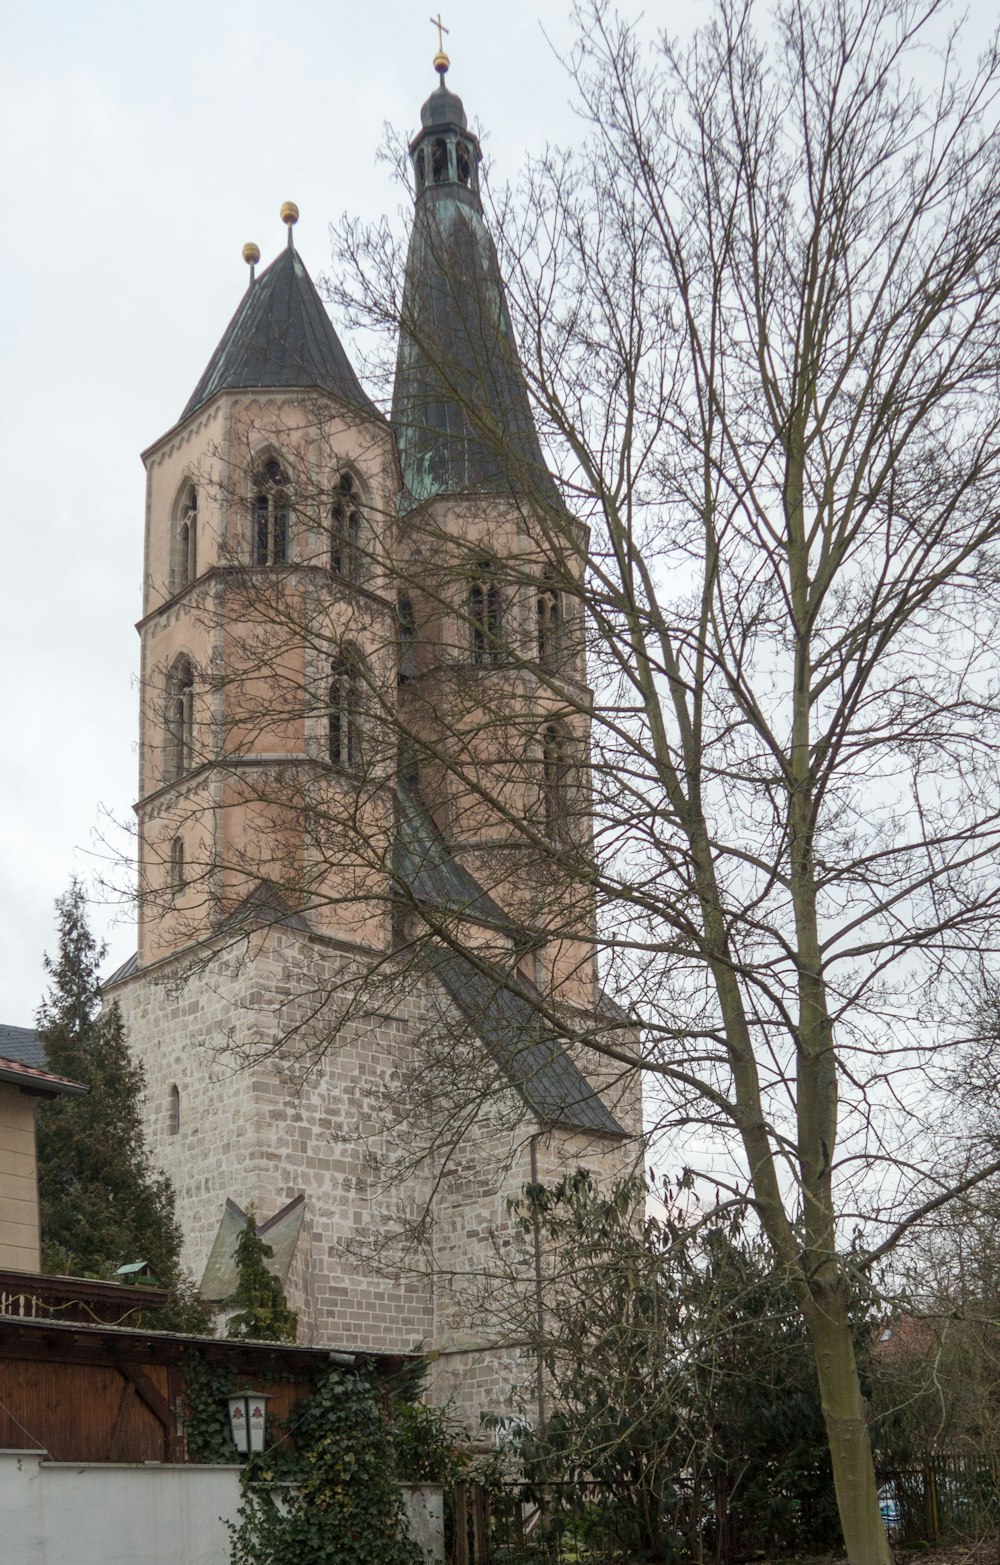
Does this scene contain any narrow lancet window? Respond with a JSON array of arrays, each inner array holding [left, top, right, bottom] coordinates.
[[177, 486, 197, 591], [329, 655, 361, 771], [469, 563, 502, 666], [331, 472, 361, 582], [398, 594, 417, 682], [170, 835, 185, 894], [169, 1084, 180, 1135], [543, 724, 570, 839], [253, 459, 289, 565], [166, 657, 195, 781], [537, 573, 561, 666]]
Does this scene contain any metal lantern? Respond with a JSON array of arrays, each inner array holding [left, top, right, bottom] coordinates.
[[226, 1390, 270, 1455]]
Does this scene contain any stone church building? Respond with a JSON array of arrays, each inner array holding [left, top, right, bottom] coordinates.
[[106, 56, 641, 1424]]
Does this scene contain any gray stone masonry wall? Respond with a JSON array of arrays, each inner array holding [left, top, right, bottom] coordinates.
[[111, 923, 642, 1417]]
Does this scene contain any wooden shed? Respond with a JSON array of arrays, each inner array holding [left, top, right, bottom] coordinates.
[[0, 1311, 410, 1464]]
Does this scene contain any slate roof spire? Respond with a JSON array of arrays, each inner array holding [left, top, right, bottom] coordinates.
[[391, 66, 559, 505], [182, 210, 377, 423]]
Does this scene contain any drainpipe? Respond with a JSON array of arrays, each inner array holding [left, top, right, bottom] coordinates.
[[529, 1133, 546, 1435]]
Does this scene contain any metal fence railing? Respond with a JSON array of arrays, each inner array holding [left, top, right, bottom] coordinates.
[[878, 1453, 1000, 1546]]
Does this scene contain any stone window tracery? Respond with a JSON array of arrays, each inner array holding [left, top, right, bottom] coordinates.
[[165, 657, 195, 782], [537, 572, 561, 667], [176, 485, 197, 592], [469, 562, 502, 666], [331, 472, 362, 582], [329, 653, 362, 771], [253, 459, 289, 566]]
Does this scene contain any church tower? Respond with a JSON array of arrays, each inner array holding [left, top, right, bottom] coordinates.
[[135, 205, 399, 968], [109, 54, 640, 1425], [391, 57, 599, 1014]]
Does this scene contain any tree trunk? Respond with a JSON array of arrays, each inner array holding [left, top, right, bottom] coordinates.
[[806, 1287, 892, 1565]]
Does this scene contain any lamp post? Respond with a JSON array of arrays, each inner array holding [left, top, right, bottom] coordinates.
[[226, 1391, 270, 1456]]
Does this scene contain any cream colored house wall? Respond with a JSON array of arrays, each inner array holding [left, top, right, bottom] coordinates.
[[0, 1084, 41, 1272]]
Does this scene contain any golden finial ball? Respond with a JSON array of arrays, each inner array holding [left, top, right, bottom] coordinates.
[[280, 201, 299, 227], [434, 49, 450, 74], [242, 242, 261, 266]]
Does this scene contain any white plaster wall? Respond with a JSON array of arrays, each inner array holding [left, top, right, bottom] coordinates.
[[0, 1453, 444, 1565], [0, 1452, 241, 1565]]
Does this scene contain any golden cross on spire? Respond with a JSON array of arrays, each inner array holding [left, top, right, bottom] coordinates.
[[430, 13, 450, 76]]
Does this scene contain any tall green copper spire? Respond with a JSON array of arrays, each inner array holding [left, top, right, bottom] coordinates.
[[390, 63, 558, 505]]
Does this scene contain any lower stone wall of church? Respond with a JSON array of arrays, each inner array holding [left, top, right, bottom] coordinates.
[[110, 925, 643, 1426], [110, 929, 438, 1354], [425, 1107, 641, 1430]]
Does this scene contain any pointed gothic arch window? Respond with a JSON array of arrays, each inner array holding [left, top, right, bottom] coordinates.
[[537, 571, 561, 667], [165, 657, 195, 782], [331, 472, 362, 582], [253, 459, 289, 566], [542, 723, 571, 840], [168, 1084, 180, 1136], [170, 835, 186, 894], [175, 485, 198, 592], [469, 562, 502, 666], [398, 594, 417, 683], [329, 652, 362, 771]]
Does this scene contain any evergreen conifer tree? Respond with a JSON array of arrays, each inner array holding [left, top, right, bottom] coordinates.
[[35, 880, 211, 1330], [225, 1209, 298, 1344]]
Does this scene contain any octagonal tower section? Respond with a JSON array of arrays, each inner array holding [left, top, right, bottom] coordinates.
[[137, 224, 400, 969]]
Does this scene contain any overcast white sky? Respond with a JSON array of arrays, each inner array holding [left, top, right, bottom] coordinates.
[[0, 0, 592, 1023], [2, 0, 994, 1025]]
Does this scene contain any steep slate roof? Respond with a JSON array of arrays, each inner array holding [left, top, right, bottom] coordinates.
[[0, 1022, 47, 1070], [391, 83, 560, 506], [432, 951, 626, 1139], [395, 788, 512, 928], [182, 243, 379, 422], [104, 952, 139, 987]]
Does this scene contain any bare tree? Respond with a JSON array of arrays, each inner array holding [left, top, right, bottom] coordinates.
[[127, 1, 1000, 1558], [323, 3, 1000, 1557]]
